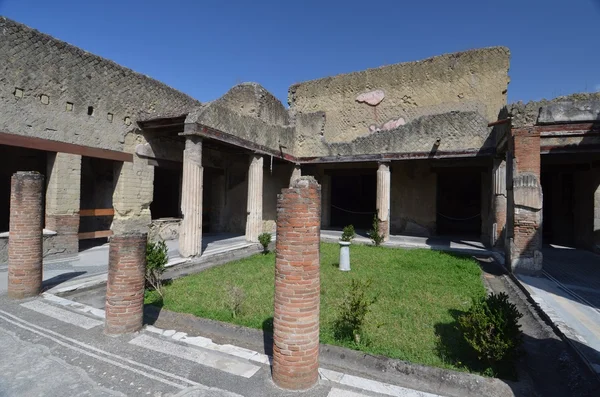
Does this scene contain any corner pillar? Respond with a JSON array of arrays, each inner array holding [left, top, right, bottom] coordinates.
[[289, 164, 302, 187], [507, 129, 543, 275], [492, 158, 507, 248], [245, 154, 263, 242], [376, 162, 391, 241], [594, 180, 600, 253], [45, 153, 81, 257], [179, 136, 203, 257], [321, 174, 331, 228]]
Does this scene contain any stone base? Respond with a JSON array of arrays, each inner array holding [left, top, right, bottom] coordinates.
[[149, 218, 181, 242], [510, 250, 543, 276]]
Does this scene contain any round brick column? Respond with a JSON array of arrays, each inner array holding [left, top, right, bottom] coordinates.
[[8, 171, 44, 299], [105, 233, 147, 335], [273, 177, 321, 390]]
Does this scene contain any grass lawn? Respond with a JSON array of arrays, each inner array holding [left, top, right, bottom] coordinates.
[[146, 243, 486, 371]]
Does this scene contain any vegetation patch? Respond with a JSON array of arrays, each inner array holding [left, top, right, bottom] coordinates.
[[145, 243, 486, 372]]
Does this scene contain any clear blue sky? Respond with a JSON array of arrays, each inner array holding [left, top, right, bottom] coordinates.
[[1, 0, 599, 106]]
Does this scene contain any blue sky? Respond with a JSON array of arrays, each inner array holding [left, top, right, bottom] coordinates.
[[1, 0, 599, 106]]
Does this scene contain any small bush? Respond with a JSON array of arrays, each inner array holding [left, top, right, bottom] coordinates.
[[458, 292, 523, 372], [225, 283, 246, 318], [333, 278, 378, 344], [340, 225, 356, 242], [258, 232, 272, 253], [367, 215, 384, 246], [146, 240, 168, 298]]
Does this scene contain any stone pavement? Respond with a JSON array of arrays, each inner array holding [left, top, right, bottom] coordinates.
[[0, 293, 443, 397], [515, 245, 600, 375]]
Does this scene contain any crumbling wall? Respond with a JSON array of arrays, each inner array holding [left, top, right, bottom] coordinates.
[[510, 92, 600, 128], [290, 47, 510, 158], [0, 17, 200, 152], [263, 163, 295, 233], [390, 161, 436, 236], [186, 83, 295, 156]]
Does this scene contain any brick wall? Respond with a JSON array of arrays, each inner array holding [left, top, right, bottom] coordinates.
[[8, 171, 44, 299], [273, 177, 321, 390]]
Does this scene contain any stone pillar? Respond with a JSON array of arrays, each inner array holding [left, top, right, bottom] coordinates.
[[492, 158, 507, 248], [507, 129, 543, 275], [245, 154, 263, 242], [105, 233, 146, 335], [273, 177, 321, 390], [321, 174, 331, 228], [8, 172, 44, 299], [179, 136, 203, 257], [594, 180, 600, 253], [289, 164, 301, 187], [45, 153, 81, 257], [376, 162, 391, 241]]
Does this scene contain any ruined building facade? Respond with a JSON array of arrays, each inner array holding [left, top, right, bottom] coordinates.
[[1, 17, 599, 274]]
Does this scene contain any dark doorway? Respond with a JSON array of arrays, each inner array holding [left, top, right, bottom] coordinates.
[[436, 170, 481, 237], [330, 173, 376, 230], [0, 145, 47, 232], [151, 164, 182, 220], [541, 171, 575, 247]]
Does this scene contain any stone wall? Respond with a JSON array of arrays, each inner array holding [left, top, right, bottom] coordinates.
[[290, 47, 510, 158], [263, 162, 295, 233], [390, 161, 436, 236], [0, 17, 200, 152]]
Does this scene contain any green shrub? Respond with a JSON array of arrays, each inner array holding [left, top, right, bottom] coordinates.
[[367, 215, 384, 246], [258, 232, 272, 253], [333, 278, 378, 344], [340, 225, 356, 242], [146, 240, 168, 298], [458, 292, 523, 371]]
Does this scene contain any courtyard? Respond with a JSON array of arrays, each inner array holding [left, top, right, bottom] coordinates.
[[145, 243, 486, 371]]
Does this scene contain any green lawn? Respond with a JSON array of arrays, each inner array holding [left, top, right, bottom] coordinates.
[[146, 243, 486, 371]]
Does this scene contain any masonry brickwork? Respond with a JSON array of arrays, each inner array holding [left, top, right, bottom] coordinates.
[[8, 171, 44, 299], [45, 152, 81, 257], [0, 17, 200, 153], [105, 233, 147, 334], [273, 177, 321, 390]]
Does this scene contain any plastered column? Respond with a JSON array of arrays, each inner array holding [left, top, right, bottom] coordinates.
[[105, 233, 146, 334], [273, 177, 321, 390], [45, 153, 81, 257], [507, 129, 543, 275], [8, 172, 44, 299], [492, 158, 507, 247], [289, 164, 301, 187], [179, 136, 203, 257], [321, 174, 331, 228], [245, 154, 263, 242], [376, 162, 391, 241]]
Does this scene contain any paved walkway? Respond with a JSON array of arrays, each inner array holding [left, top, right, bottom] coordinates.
[[0, 233, 252, 295], [516, 246, 600, 374], [0, 293, 442, 396]]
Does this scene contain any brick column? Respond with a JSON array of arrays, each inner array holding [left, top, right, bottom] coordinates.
[[245, 154, 263, 242], [289, 164, 301, 187], [105, 233, 146, 334], [46, 153, 81, 257], [492, 158, 507, 248], [8, 172, 44, 299], [376, 162, 391, 241], [179, 136, 203, 257], [507, 129, 543, 275], [273, 177, 321, 390]]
